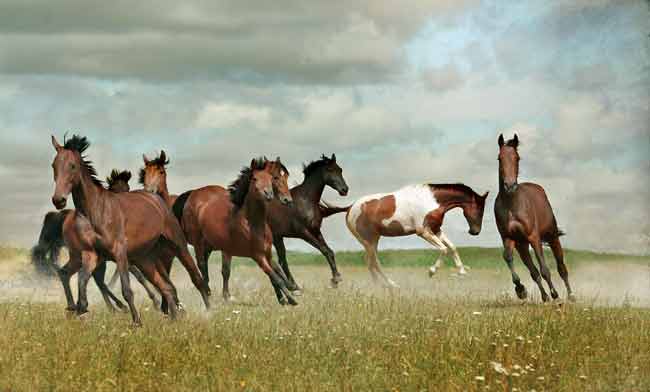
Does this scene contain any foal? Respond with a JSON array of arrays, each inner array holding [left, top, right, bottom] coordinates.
[[344, 183, 488, 287], [494, 134, 574, 302]]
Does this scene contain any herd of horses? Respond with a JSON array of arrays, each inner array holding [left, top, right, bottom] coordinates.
[[32, 133, 574, 326]]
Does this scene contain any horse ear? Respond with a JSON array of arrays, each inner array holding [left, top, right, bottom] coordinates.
[[482, 191, 489, 199], [498, 134, 504, 147], [51, 135, 62, 152], [331, 153, 336, 162], [513, 133, 519, 147], [250, 158, 257, 169], [275, 156, 281, 163], [125, 171, 132, 182], [160, 150, 166, 163], [143, 154, 150, 164]]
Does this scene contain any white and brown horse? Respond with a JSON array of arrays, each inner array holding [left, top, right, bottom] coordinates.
[[343, 184, 488, 287]]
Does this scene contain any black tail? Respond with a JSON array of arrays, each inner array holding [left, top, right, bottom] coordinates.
[[172, 190, 193, 223], [30, 211, 68, 276], [319, 201, 351, 218]]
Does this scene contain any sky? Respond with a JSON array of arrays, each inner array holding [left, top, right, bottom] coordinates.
[[0, 0, 648, 254]]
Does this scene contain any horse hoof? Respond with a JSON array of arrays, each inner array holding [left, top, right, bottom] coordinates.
[[287, 297, 298, 306], [458, 268, 468, 275], [428, 268, 436, 277], [292, 290, 303, 297], [515, 285, 527, 300]]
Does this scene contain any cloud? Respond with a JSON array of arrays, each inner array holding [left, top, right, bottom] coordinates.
[[0, 0, 477, 84], [420, 63, 465, 92]]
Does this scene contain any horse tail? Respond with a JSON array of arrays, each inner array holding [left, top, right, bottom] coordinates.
[[172, 190, 193, 223], [319, 201, 351, 218], [543, 218, 565, 244], [30, 210, 69, 276]]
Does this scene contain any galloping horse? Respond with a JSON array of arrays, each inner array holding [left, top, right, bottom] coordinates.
[[343, 183, 488, 287], [32, 169, 160, 312], [266, 154, 349, 291], [50, 135, 209, 325], [494, 134, 574, 302], [169, 157, 298, 305]]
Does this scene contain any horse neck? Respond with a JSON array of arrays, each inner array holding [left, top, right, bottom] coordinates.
[[71, 167, 106, 224], [241, 192, 268, 233], [434, 188, 472, 214], [158, 176, 173, 205], [295, 171, 325, 203]]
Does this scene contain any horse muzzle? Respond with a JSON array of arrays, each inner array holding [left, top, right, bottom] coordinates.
[[52, 196, 67, 210], [338, 186, 349, 197]]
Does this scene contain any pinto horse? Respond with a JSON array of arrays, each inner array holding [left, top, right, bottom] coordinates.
[[169, 157, 298, 305], [267, 154, 349, 292], [495, 134, 574, 302], [32, 170, 160, 312], [50, 135, 209, 325], [343, 183, 488, 287]]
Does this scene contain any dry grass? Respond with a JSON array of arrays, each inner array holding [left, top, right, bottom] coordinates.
[[0, 254, 649, 391]]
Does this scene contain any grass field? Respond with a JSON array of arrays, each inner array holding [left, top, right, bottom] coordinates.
[[0, 246, 649, 391]]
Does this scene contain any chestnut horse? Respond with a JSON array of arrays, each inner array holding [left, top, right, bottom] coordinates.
[[32, 170, 160, 312], [169, 157, 297, 305], [50, 135, 209, 325], [267, 154, 349, 291], [495, 134, 574, 302], [343, 183, 488, 287]]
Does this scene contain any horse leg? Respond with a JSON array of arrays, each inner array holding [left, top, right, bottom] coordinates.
[[365, 239, 398, 288], [194, 242, 212, 296], [156, 251, 175, 314], [439, 232, 467, 275], [76, 250, 99, 315], [530, 238, 559, 300], [129, 264, 161, 309], [273, 236, 301, 292], [221, 252, 234, 302], [502, 239, 526, 299], [171, 242, 211, 311], [137, 261, 178, 320], [314, 229, 342, 287], [418, 229, 448, 276], [114, 246, 141, 326], [515, 242, 549, 302], [56, 252, 81, 311], [92, 260, 127, 312], [549, 237, 575, 301], [254, 254, 298, 306]]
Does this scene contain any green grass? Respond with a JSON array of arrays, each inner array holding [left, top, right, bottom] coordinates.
[[209, 246, 649, 270], [0, 291, 648, 391]]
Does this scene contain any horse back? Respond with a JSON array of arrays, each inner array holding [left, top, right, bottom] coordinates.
[[496, 182, 560, 241], [182, 185, 232, 248]]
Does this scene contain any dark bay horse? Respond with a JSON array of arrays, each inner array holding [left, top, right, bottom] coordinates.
[[50, 135, 210, 325], [32, 170, 160, 312], [169, 158, 298, 305], [495, 134, 574, 302], [267, 154, 349, 291], [343, 183, 488, 287]]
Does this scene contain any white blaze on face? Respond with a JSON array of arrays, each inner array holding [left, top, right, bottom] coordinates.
[[381, 184, 439, 233]]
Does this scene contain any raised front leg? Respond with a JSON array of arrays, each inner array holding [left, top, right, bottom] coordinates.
[[417, 228, 448, 276], [273, 236, 301, 292], [439, 232, 467, 275], [502, 238, 527, 299]]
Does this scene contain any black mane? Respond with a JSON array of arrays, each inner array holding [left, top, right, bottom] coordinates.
[[228, 157, 268, 208], [62, 134, 103, 187], [106, 169, 132, 188], [303, 154, 333, 177]]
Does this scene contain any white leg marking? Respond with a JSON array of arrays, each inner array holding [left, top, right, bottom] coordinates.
[[419, 229, 448, 276], [440, 232, 467, 274]]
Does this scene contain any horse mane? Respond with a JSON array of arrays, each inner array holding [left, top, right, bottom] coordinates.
[[429, 183, 480, 199], [303, 154, 333, 176], [138, 152, 170, 185], [228, 157, 268, 208], [106, 169, 132, 189], [62, 134, 103, 187]]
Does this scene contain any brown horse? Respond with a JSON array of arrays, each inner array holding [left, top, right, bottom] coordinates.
[[50, 134, 210, 325], [494, 134, 574, 302], [343, 183, 488, 287], [32, 170, 160, 312], [168, 157, 297, 305]]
